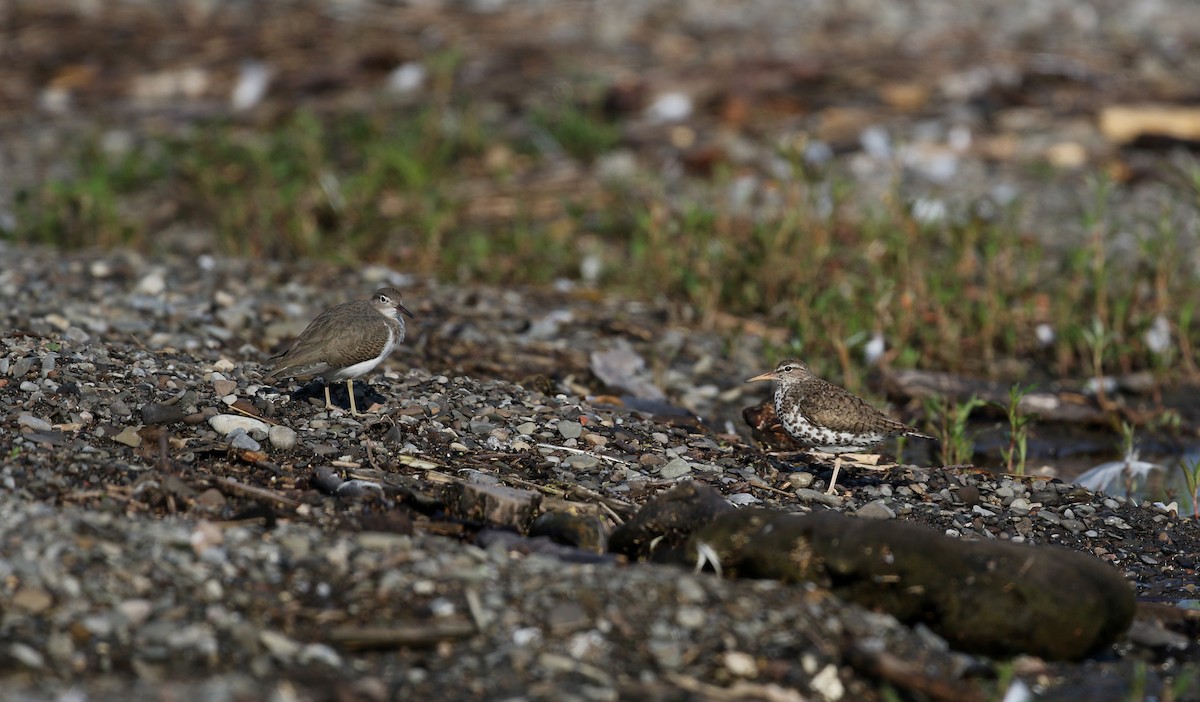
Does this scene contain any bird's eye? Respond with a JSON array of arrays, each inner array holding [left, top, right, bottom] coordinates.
[[783, 364, 794, 372]]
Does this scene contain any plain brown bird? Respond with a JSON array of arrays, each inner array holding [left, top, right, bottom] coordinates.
[[264, 287, 413, 416]]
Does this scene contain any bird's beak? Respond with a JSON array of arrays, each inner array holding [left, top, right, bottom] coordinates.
[[746, 371, 777, 383], [398, 303, 415, 319]]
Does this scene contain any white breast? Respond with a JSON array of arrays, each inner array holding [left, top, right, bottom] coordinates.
[[328, 324, 397, 381]]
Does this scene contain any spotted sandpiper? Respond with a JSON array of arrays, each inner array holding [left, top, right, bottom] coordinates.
[[747, 359, 933, 494], [264, 287, 413, 416]]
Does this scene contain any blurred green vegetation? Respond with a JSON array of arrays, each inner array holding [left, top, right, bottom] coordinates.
[[4, 104, 1199, 392]]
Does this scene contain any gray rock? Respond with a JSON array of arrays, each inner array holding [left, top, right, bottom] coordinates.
[[268, 425, 298, 450], [112, 426, 143, 447], [9, 642, 44, 669], [788, 472, 815, 489], [209, 414, 270, 440], [17, 414, 52, 432], [856, 500, 897, 520], [564, 454, 601, 470], [141, 402, 187, 425], [660, 457, 693, 479], [228, 430, 261, 452], [11, 356, 34, 378], [795, 489, 843, 506], [557, 421, 583, 439], [727, 492, 760, 506]]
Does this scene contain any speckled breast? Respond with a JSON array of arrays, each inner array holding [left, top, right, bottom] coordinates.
[[776, 393, 884, 452]]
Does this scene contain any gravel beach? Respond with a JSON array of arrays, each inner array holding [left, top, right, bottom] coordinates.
[[2, 245, 1198, 700]]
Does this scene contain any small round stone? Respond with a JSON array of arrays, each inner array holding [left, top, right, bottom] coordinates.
[[660, 457, 693, 479], [209, 414, 270, 440], [268, 425, 298, 450]]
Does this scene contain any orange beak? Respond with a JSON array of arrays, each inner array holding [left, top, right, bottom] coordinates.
[[746, 371, 777, 383]]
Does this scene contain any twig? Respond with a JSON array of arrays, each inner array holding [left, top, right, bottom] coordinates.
[[396, 454, 443, 470], [464, 588, 490, 630], [750, 482, 796, 498], [567, 484, 635, 522], [328, 620, 476, 650], [664, 673, 806, 702], [597, 500, 626, 525], [502, 475, 633, 524], [227, 402, 280, 426], [214, 477, 300, 507], [535, 443, 633, 466], [502, 474, 567, 497]]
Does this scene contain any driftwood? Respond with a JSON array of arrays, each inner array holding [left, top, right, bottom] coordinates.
[[440, 481, 543, 532], [690, 508, 1135, 661], [615, 483, 1134, 661]]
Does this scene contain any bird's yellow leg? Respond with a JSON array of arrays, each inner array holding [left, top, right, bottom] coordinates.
[[825, 456, 843, 495]]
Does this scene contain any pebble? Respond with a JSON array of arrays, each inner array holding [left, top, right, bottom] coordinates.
[[118, 599, 153, 626], [723, 651, 757, 677], [228, 429, 261, 451], [11, 587, 53, 614], [44, 313, 70, 331], [268, 425, 298, 450], [9, 643, 44, 669], [1104, 515, 1132, 530], [11, 356, 34, 378], [811, 664, 845, 701], [558, 421, 584, 439], [112, 426, 143, 447], [141, 402, 187, 425], [795, 489, 843, 506], [659, 457, 693, 479], [727, 492, 760, 506], [515, 422, 537, 436], [136, 270, 166, 295], [675, 606, 706, 629], [564, 454, 601, 470], [788, 472, 815, 489], [259, 630, 301, 660], [299, 643, 342, 668], [856, 500, 896, 520], [208, 414, 270, 440], [17, 414, 52, 432]]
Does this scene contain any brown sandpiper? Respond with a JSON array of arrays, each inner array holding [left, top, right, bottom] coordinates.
[[264, 287, 413, 416], [747, 359, 934, 494]]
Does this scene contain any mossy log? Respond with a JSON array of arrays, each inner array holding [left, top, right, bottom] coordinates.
[[690, 508, 1135, 660]]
